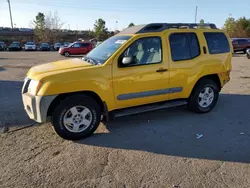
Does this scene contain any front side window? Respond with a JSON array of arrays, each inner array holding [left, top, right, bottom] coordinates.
[[72, 43, 81, 48], [204, 32, 230, 54], [119, 37, 162, 67], [169, 33, 200, 61]]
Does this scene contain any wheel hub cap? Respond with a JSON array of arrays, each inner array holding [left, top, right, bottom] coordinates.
[[198, 87, 214, 108], [63, 106, 93, 133]]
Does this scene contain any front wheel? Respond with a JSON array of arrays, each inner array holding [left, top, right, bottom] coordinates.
[[51, 94, 101, 140], [188, 79, 219, 113], [64, 51, 70, 57]]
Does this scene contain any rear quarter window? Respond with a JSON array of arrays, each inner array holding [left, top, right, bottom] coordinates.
[[204, 32, 230, 54]]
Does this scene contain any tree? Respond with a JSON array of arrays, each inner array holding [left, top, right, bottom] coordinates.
[[223, 16, 236, 37], [223, 16, 250, 37], [235, 17, 250, 38], [199, 19, 205, 28], [94, 18, 108, 40], [32, 11, 64, 43], [128, 23, 135, 27], [33, 12, 45, 41], [44, 11, 64, 43]]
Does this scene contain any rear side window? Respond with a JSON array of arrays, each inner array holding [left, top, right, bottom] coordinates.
[[238, 39, 249, 44], [204, 32, 230, 54], [169, 33, 200, 61], [82, 43, 90, 47]]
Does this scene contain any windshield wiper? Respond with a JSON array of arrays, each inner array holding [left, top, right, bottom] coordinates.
[[82, 56, 100, 65]]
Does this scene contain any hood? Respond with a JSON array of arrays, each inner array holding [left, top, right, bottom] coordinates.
[[27, 58, 93, 79]]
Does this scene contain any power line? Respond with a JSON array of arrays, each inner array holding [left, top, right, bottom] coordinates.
[[14, 0, 196, 12], [195, 6, 198, 23]]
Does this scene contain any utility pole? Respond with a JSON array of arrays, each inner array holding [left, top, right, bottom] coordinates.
[[195, 6, 198, 23], [6, 0, 14, 30]]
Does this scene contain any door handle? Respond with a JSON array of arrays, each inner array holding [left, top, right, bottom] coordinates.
[[203, 46, 207, 54], [156, 68, 168, 73]]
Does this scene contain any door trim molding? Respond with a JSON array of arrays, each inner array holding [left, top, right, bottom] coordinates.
[[117, 87, 183, 100]]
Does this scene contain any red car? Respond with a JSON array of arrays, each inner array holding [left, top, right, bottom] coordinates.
[[59, 42, 93, 57], [231, 38, 250, 53]]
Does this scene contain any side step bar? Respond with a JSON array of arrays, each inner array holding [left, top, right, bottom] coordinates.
[[112, 100, 187, 119]]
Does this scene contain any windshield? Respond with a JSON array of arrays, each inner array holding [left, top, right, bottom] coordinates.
[[55, 43, 62, 46], [84, 35, 131, 64], [26, 42, 34, 45], [10, 43, 18, 47], [41, 43, 49, 46]]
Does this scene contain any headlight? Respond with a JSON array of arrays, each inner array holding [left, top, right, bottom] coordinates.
[[28, 80, 43, 95]]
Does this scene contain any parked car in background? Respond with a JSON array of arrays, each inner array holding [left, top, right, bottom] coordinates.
[[231, 38, 250, 53], [59, 41, 94, 57], [24, 42, 37, 51], [0, 41, 6, 51], [54, 42, 63, 51], [39, 43, 51, 51], [8, 43, 22, 51], [11, 41, 22, 50], [247, 49, 250, 59]]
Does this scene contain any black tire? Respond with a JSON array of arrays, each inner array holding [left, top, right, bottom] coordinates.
[[51, 94, 101, 140], [188, 79, 219, 113], [64, 51, 70, 57]]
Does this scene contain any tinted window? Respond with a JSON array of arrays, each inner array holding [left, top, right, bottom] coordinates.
[[187, 33, 200, 58], [82, 43, 90, 47], [169, 33, 200, 61], [238, 39, 249, 44], [204, 32, 230, 54], [120, 37, 162, 67]]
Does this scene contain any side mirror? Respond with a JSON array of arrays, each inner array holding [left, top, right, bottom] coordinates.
[[122, 56, 133, 65]]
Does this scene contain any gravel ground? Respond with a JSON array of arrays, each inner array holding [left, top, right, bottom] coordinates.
[[0, 52, 250, 188]]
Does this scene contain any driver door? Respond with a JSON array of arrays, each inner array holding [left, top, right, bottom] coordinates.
[[71, 43, 81, 55], [112, 35, 171, 109]]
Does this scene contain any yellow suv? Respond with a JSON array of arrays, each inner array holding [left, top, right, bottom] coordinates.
[[22, 23, 232, 140]]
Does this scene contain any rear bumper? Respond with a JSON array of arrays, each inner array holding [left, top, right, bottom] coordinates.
[[22, 93, 57, 123]]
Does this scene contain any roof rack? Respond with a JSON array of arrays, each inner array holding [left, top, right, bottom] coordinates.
[[119, 23, 217, 35]]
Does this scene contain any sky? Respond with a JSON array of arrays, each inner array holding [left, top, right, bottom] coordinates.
[[0, 0, 250, 30]]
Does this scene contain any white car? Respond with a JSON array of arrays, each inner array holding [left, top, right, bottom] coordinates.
[[247, 48, 250, 59], [24, 42, 37, 51]]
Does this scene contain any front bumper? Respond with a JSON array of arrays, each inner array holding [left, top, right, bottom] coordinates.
[[247, 49, 250, 58], [25, 47, 36, 50], [22, 92, 57, 123]]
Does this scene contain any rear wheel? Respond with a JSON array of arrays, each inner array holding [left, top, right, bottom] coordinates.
[[64, 51, 70, 57], [188, 79, 219, 113], [51, 94, 101, 140]]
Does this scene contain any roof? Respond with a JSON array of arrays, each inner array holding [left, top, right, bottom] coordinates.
[[118, 23, 218, 35]]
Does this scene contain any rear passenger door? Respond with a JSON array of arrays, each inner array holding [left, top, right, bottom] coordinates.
[[237, 39, 249, 51], [80, 43, 89, 54], [165, 31, 202, 100]]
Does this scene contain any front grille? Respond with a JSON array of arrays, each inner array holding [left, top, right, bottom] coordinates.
[[22, 78, 31, 94]]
